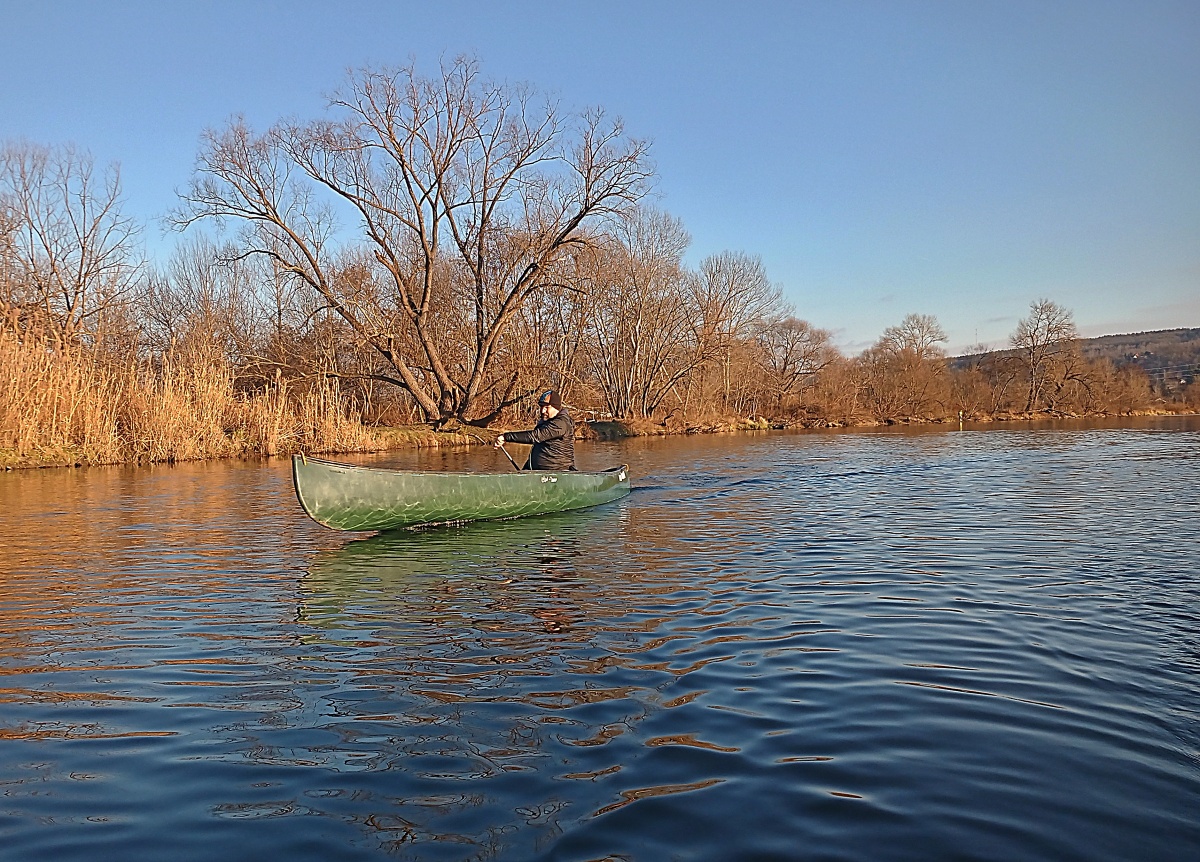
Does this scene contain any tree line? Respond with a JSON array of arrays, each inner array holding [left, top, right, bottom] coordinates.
[[1, 59, 1189, 465]]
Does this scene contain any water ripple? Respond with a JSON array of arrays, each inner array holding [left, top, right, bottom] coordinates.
[[1, 421, 1198, 861]]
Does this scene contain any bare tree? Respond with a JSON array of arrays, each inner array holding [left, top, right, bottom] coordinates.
[[0, 141, 143, 344], [754, 317, 836, 414], [1078, 359, 1150, 413], [505, 245, 599, 414], [140, 235, 266, 365], [0, 203, 19, 330], [690, 251, 786, 411], [175, 57, 652, 423], [808, 354, 861, 424], [1010, 299, 1078, 412], [576, 208, 695, 418], [877, 313, 947, 359], [859, 314, 950, 419]]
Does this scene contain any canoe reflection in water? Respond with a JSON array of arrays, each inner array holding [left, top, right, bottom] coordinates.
[[299, 507, 608, 637], [292, 504, 717, 855]]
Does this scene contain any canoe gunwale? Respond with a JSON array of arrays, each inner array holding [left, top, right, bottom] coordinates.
[[296, 454, 626, 479]]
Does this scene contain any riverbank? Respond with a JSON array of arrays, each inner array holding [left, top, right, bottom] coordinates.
[[5, 406, 1195, 471], [588, 405, 1197, 437], [0, 424, 451, 471]]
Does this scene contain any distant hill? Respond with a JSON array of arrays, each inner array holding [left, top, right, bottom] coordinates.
[[953, 327, 1200, 385], [1076, 326, 1200, 366]]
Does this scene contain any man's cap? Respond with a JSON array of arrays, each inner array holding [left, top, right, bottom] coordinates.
[[538, 390, 562, 409]]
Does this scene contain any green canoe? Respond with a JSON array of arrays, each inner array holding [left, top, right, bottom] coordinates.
[[292, 455, 631, 531]]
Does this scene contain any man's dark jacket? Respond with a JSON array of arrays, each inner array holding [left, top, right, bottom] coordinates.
[[503, 409, 576, 471]]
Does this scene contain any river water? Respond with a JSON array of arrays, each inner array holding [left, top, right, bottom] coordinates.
[[1, 418, 1198, 861]]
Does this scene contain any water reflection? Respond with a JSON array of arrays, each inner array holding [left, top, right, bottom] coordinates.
[[1, 419, 1198, 861], [294, 505, 733, 830]]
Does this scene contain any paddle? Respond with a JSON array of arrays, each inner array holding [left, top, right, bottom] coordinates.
[[455, 425, 523, 473], [495, 440, 523, 472]]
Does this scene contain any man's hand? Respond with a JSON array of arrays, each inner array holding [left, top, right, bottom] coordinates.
[[494, 434, 505, 447]]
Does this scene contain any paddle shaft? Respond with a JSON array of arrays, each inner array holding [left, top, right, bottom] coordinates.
[[458, 427, 523, 473], [497, 441, 523, 472]]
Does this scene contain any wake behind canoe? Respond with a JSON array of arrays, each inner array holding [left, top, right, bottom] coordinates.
[[292, 455, 630, 531]]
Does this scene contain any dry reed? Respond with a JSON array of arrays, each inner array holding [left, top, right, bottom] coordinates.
[[0, 331, 386, 467]]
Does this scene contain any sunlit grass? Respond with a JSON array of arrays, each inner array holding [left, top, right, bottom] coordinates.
[[0, 332, 383, 467]]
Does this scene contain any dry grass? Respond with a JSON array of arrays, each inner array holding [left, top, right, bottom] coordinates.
[[8, 331, 1188, 471], [0, 332, 388, 468]]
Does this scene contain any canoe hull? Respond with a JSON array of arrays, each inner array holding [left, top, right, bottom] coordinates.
[[292, 455, 630, 531]]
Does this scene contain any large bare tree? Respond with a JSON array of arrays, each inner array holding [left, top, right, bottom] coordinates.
[[175, 57, 652, 423], [1011, 299, 1078, 411]]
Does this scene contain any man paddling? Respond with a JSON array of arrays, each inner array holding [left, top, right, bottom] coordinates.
[[495, 390, 577, 471]]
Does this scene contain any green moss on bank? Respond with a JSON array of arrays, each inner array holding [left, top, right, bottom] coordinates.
[[0, 444, 106, 470]]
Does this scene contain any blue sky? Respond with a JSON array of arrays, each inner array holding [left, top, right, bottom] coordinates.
[[2, 0, 1197, 354]]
